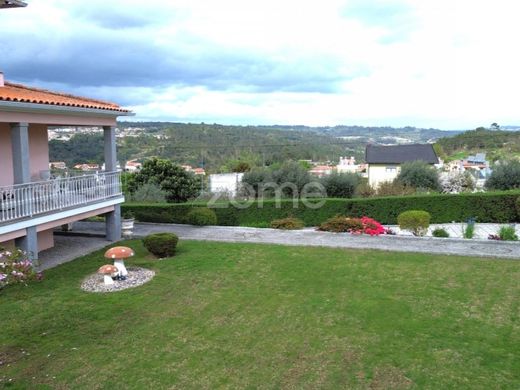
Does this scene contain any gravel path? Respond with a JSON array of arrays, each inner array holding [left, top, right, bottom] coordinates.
[[69, 221, 520, 260], [81, 267, 155, 293]]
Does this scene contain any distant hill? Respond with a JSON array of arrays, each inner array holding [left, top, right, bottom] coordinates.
[[436, 128, 520, 162], [50, 122, 459, 171]]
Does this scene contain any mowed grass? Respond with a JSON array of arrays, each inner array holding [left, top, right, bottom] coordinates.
[[1, 241, 519, 389]]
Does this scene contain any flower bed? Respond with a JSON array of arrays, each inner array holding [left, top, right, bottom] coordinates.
[[0, 248, 42, 290]]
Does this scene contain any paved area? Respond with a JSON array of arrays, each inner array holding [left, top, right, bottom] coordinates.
[[65, 221, 520, 260], [37, 234, 112, 271]]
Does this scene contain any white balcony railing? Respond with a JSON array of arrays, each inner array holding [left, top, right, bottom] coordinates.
[[0, 171, 122, 224]]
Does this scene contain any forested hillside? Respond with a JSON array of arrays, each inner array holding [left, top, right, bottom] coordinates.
[[49, 122, 457, 171], [436, 128, 520, 161]]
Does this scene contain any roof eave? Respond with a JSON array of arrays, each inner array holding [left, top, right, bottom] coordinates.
[[0, 100, 134, 118], [0, 0, 27, 8]]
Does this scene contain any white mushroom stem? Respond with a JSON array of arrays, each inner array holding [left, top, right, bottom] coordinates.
[[103, 275, 114, 285], [114, 259, 128, 277]]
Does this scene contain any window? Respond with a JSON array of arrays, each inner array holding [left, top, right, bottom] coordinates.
[[385, 166, 397, 173]]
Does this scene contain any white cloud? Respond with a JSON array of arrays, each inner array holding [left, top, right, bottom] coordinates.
[[2, 0, 520, 128]]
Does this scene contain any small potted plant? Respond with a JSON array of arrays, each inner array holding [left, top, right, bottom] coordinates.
[[121, 210, 135, 237]]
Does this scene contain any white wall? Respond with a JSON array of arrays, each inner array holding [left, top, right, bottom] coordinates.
[[368, 164, 401, 188], [209, 173, 244, 196]]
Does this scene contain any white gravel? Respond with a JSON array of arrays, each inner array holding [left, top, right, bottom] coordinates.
[[81, 267, 155, 293]]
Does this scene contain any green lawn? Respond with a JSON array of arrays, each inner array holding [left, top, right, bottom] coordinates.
[[1, 241, 519, 389]]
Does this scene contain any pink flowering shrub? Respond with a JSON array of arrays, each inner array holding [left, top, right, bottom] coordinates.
[[0, 248, 43, 290], [360, 216, 387, 236]]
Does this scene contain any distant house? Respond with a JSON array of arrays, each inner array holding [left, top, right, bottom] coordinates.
[[336, 156, 357, 174], [182, 164, 205, 176], [49, 161, 67, 170], [74, 163, 100, 171], [309, 165, 334, 178], [365, 144, 439, 188], [125, 159, 142, 172]]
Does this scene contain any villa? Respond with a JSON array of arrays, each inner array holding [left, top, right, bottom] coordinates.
[[0, 73, 132, 263]]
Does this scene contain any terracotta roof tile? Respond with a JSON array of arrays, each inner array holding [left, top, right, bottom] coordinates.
[[0, 82, 129, 112]]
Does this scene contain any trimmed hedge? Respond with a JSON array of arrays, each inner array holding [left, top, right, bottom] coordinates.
[[186, 208, 218, 226], [122, 191, 520, 227]]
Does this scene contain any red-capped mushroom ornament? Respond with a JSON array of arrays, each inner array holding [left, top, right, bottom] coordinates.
[[98, 264, 118, 285], [104, 246, 134, 278]]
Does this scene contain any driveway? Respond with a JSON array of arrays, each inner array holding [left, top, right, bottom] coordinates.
[[67, 221, 520, 260]]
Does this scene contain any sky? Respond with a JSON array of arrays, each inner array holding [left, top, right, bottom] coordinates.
[[0, 0, 519, 129]]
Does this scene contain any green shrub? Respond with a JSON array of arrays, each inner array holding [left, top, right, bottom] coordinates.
[[377, 181, 415, 197], [142, 232, 179, 258], [397, 210, 431, 236], [516, 196, 520, 218], [130, 183, 167, 203], [318, 216, 364, 233], [395, 161, 440, 191], [462, 218, 476, 239], [486, 160, 520, 190], [122, 210, 135, 220], [432, 228, 450, 238], [186, 208, 218, 226], [498, 225, 518, 241], [270, 217, 304, 230], [355, 182, 376, 198], [129, 158, 199, 203], [320, 172, 359, 198]]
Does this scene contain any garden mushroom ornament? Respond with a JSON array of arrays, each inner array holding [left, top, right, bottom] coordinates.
[[98, 264, 118, 285], [104, 246, 134, 278]]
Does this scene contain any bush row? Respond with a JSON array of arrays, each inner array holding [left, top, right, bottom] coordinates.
[[122, 191, 520, 226]]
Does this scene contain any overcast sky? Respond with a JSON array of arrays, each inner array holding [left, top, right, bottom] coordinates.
[[0, 0, 519, 129]]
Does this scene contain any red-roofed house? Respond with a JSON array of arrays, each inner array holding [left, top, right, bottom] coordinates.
[[0, 72, 133, 265]]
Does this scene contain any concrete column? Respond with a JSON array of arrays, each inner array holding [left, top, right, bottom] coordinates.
[[15, 227, 39, 265], [11, 123, 39, 263], [106, 204, 122, 241], [10, 122, 30, 184], [103, 126, 121, 241], [103, 125, 117, 172]]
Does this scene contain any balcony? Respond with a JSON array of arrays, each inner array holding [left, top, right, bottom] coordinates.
[[0, 171, 122, 224]]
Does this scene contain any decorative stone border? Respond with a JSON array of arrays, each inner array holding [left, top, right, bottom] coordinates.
[[81, 267, 155, 293]]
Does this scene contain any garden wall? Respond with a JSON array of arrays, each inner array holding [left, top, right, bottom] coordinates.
[[122, 191, 520, 227]]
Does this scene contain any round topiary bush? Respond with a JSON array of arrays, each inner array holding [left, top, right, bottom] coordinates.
[[432, 227, 450, 238], [270, 217, 304, 230], [397, 210, 431, 236], [185, 208, 218, 226], [142, 232, 179, 258]]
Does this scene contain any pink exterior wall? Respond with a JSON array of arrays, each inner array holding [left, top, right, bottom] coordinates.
[[0, 123, 50, 184], [38, 229, 53, 251], [0, 123, 13, 186], [28, 124, 49, 181]]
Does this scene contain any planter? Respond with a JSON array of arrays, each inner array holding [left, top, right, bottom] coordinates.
[[121, 218, 135, 237]]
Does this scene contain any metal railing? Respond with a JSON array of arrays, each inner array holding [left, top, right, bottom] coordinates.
[[0, 171, 122, 223]]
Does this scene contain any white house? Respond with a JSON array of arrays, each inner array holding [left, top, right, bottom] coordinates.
[[336, 156, 358, 174], [365, 144, 439, 188]]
